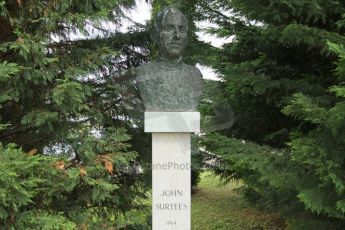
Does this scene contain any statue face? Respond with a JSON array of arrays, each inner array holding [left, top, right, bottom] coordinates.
[[158, 11, 188, 60]]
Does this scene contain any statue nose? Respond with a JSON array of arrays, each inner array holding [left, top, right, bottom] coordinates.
[[174, 28, 181, 39]]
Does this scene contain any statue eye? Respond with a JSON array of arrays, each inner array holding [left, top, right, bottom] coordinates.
[[178, 25, 187, 33], [163, 26, 175, 32]]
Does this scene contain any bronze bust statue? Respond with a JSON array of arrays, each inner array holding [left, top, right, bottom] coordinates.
[[136, 6, 203, 112]]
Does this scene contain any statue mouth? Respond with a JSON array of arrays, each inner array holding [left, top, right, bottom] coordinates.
[[169, 43, 183, 47]]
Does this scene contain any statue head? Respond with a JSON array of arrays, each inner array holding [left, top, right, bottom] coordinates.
[[151, 6, 188, 60]]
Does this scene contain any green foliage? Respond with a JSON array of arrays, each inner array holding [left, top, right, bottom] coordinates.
[[282, 43, 345, 220], [0, 129, 147, 229], [0, 61, 19, 81], [197, 0, 345, 228], [52, 82, 90, 114], [282, 93, 328, 124], [0, 0, 151, 228], [0, 144, 77, 228], [16, 211, 77, 230]]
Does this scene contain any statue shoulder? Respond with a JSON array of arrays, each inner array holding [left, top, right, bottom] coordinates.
[[182, 63, 203, 78], [135, 62, 156, 75]]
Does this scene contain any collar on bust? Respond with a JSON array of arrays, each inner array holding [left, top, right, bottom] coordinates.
[[155, 56, 184, 70]]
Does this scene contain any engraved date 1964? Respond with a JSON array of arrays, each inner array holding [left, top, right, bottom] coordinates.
[[166, 220, 177, 226]]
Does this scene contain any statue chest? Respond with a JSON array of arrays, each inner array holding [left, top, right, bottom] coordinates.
[[136, 65, 201, 111]]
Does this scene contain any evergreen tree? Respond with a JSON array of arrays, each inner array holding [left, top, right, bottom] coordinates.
[[0, 0, 151, 228], [197, 0, 345, 228]]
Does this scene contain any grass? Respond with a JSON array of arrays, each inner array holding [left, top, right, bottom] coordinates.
[[192, 172, 287, 230]]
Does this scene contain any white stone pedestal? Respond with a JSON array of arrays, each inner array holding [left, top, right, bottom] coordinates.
[[145, 112, 200, 230]]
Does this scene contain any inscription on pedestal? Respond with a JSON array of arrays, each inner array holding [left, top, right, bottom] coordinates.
[[160, 189, 183, 197], [152, 133, 191, 230], [155, 190, 188, 211]]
